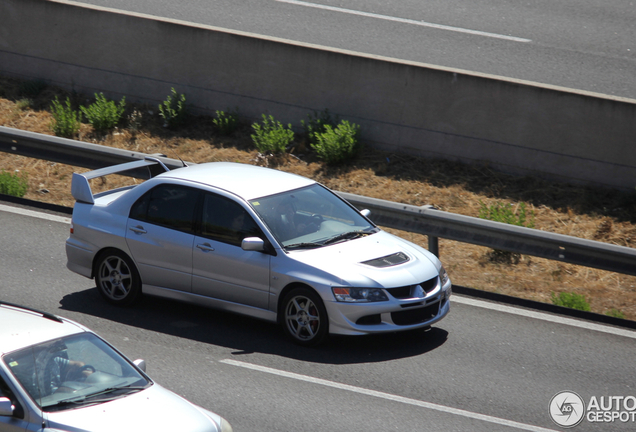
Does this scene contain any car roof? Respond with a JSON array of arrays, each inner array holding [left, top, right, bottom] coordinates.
[[157, 162, 316, 200], [0, 304, 85, 355]]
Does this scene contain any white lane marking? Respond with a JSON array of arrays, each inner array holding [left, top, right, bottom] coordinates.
[[276, 0, 532, 43], [0, 203, 71, 224], [221, 359, 557, 432], [451, 295, 636, 339]]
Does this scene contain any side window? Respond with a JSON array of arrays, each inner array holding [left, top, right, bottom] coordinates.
[[129, 190, 150, 221], [200, 194, 262, 246], [130, 184, 200, 234]]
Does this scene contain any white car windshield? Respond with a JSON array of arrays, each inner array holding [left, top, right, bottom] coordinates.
[[249, 184, 378, 249], [4, 333, 150, 411]]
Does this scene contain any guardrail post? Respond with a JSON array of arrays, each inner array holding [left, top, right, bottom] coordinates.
[[428, 236, 439, 257]]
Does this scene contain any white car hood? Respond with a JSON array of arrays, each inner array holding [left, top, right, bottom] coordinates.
[[45, 384, 221, 432], [286, 231, 440, 287]]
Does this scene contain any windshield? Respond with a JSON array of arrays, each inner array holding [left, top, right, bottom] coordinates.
[[3, 332, 150, 411], [249, 184, 378, 248]]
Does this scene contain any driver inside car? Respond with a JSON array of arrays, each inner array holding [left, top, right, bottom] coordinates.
[[46, 354, 95, 393], [275, 198, 319, 241]]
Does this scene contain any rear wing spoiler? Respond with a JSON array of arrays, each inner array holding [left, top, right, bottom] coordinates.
[[71, 157, 170, 204]]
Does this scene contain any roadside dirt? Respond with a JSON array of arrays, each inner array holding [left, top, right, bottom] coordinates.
[[2, 76, 635, 320]]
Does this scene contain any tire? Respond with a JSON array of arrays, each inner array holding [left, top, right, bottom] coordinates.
[[94, 250, 142, 306], [281, 287, 328, 346]]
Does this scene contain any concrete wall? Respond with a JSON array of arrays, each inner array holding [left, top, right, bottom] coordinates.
[[1, 0, 635, 189]]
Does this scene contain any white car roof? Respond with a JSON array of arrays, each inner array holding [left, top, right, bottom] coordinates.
[[158, 162, 316, 200], [0, 304, 85, 355]]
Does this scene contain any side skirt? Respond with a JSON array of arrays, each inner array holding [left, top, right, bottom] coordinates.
[[143, 285, 278, 323]]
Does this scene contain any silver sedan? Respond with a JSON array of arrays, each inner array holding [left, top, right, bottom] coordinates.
[[66, 160, 451, 346]]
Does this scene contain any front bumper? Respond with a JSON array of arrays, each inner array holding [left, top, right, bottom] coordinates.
[[326, 281, 452, 336]]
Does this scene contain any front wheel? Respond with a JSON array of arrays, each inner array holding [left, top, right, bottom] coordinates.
[[281, 287, 328, 346], [94, 250, 142, 306]]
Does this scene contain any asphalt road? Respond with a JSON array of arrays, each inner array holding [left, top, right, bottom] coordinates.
[[74, 0, 636, 99], [2, 202, 636, 431]]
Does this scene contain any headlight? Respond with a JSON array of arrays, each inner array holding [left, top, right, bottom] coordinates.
[[439, 266, 450, 287], [332, 287, 388, 302]]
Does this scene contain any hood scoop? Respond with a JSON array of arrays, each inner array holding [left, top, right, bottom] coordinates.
[[361, 252, 410, 268]]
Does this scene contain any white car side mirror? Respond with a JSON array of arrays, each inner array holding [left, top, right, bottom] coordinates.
[[242, 237, 265, 252], [133, 359, 147, 373], [0, 397, 13, 417], [360, 209, 371, 218]]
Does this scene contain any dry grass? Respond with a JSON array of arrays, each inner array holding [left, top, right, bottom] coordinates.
[[2, 76, 636, 320]]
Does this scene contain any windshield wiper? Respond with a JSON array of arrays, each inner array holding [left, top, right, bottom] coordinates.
[[47, 385, 147, 409], [323, 230, 371, 245], [285, 242, 324, 250], [44, 398, 104, 410], [44, 393, 119, 410]]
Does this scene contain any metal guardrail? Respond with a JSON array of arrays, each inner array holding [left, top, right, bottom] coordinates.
[[2, 125, 636, 277], [338, 192, 636, 277], [0, 126, 185, 175]]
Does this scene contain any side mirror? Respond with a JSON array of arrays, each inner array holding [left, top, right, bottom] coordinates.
[[0, 397, 13, 417], [133, 359, 147, 373], [242, 237, 265, 252], [360, 209, 371, 218]]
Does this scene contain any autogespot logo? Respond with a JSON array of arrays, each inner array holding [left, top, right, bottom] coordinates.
[[549, 391, 586, 428]]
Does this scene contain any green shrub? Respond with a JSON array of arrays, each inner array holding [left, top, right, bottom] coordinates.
[[80, 93, 126, 135], [478, 201, 535, 228], [50, 97, 81, 138], [302, 109, 338, 145], [0, 170, 28, 197], [311, 120, 361, 165], [159, 88, 187, 128], [479, 201, 534, 264], [213, 109, 239, 136], [605, 308, 625, 319], [551, 292, 591, 311], [251, 114, 294, 154]]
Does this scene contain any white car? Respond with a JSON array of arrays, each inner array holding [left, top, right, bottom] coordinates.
[[66, 159, 451, 346], [0, 301, 232, 432]]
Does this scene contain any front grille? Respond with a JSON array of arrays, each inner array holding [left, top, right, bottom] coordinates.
[[391, 302, 439, 325], [386, 277, 438, 299]]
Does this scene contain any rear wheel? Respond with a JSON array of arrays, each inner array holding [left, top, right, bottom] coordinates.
[[94, 250, 141, 306], [281, 287, 328, 346]]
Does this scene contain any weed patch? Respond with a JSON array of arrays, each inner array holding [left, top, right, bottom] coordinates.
[[0, 169, 28, 197], [80, 93, 126, 135]]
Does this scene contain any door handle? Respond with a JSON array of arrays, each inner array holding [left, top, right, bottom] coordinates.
[[129, 225, 147, 234], [197, 243, 215, 252]]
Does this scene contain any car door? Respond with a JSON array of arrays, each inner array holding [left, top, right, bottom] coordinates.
[[125, 184, 200, 292], [192, 193, 271, 309]]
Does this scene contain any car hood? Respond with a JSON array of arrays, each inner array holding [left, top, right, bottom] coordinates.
[[44, 384, 222, 432], [286, 231, 440, 287]]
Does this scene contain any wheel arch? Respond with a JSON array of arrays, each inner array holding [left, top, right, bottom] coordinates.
[[93, 247, 143, 306], [276, 282, 318, 324], [91, 247, 140, 282]]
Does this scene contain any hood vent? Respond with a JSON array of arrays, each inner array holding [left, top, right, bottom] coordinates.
[[361, 252, 410, 268]]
